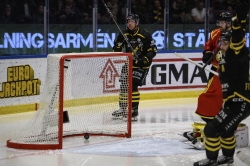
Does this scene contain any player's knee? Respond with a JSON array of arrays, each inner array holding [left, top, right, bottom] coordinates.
[[204, 122, 219, 138], [220, 131, 234, 138]]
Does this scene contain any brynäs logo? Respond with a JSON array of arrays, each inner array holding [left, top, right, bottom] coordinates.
[[99, 59, 126, 93]]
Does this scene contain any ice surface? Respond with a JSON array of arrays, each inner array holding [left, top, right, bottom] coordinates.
[[0, 98, 249, 166]]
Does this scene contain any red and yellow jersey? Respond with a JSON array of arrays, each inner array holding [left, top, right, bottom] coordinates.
[[204, 28, 222, 67], [195, 28, 223, 119]]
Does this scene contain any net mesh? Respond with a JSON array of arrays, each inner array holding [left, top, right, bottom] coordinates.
[[7, 53, 131, 147]]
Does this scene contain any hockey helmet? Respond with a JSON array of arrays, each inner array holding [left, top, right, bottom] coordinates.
[[126, 13, 140, 24], [220, 30, 232, 42], [217, 12, 233, 22]]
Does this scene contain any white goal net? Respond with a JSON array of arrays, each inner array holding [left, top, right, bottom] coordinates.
[[7, 52, 132, 149]]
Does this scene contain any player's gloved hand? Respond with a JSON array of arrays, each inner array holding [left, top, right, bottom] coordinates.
[[234, 1, 249, 22], [131, 51, 139, 60], [202, 51, 213, 64], [133, 56, 151, 68], [133, 59, 138, 66]]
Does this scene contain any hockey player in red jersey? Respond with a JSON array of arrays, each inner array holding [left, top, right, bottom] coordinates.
[[197, 12, 233, 118], [183, 12, 233, 147]]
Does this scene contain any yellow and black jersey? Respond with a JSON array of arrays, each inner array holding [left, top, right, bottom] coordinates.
[[218, 20, 250, 103], [113, 27, 157, 60]]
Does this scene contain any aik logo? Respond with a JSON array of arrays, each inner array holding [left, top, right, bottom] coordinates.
[[217, 50, 225, 64]]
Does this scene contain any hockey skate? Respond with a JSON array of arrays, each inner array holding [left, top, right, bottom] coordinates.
[[182, 131, 205, 150], [193, 158, 217, 166], [182, 122, 203, 142], [112, 108, 126, 119], [217, 155, 234, 165], [183, 131, 199, 142], [185, 139, 205, 150], [123, 108, 138, 121]]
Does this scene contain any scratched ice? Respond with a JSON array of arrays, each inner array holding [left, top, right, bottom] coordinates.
[[65, 137, 198, 157]]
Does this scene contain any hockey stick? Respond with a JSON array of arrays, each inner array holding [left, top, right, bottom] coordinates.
[[100, 0, 138, 59], [174, 52, 218, 76]]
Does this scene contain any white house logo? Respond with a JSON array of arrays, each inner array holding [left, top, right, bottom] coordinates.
[[152, 30, 165, 49], [99, 59, 125, 93]]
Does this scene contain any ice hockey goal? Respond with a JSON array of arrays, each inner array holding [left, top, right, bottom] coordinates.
[[7, 52, 133, 150]]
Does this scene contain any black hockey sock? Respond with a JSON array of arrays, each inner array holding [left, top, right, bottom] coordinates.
[[220, 136, 236, 157]]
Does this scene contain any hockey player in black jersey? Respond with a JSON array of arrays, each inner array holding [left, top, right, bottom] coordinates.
[[112, 13, 157, 121], [194, 1, 250, 166]]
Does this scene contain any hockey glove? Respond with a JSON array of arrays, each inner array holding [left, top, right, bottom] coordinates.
[[202, 51, 213, 64], [234, 1, 249, 23], [133, 56, 151, 68]]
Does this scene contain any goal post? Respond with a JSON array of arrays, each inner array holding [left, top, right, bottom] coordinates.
[[7, 52, 133, 150]]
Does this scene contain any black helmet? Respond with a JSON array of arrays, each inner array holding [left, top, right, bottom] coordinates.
[[217, 12, 233, 22], [220, 30, 232, 42], [126, 13, 140, 24]]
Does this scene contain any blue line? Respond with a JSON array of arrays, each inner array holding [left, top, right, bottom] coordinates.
[[0, 54, 47, 59]]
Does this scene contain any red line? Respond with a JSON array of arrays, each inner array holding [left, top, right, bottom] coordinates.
[[153, 58, 202, 62], [139, 85, 206, 90]]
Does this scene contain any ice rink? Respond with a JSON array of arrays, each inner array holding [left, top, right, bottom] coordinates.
[[0, 98, 250, 166]]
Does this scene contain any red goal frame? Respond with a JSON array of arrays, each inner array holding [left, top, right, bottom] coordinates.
[[7, 52, 133, 150]]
